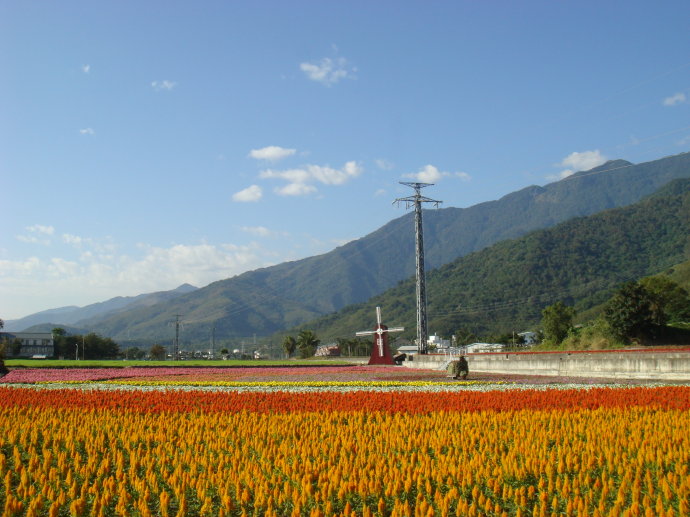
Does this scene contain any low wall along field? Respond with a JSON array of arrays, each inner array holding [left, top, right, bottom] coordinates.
[[408, 349, 690, 381]]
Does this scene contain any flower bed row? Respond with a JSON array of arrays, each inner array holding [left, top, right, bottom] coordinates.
[[2, 385, 689, 414], [1, 386, 689, 516], [0, 366, 445, 384]]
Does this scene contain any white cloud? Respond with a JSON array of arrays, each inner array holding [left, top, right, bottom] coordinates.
[[240, 226, 290, 239], [16, 225, 55, 244], [49, 257, 80, 277], [249, 146, 296, 162], [312, 161, 362, 185], [16, 235, 41, 244], [663, 92, 687, 106], [375, 159, 394, 171], [232, 185, 263, 202], [241, 226, 271, 237], [554, 150, 607, 179], [27, 225, 55, 235], [82, 64, 90, 74], [403, 165, 471, 183], [79, 128, 95, 135], [1, 225, 362, 318], [260, 168, 309, 183], [0, 242, 273, 318], [300, 57, 355, 86], [260, 161, 362, 196], [133, 243, 259, 282], [62, 234, 92, 247], [0, 256, 42, 277], [275, 183, 318, 196], [151, 80, 177, 91], [676, 134, 690, 146]]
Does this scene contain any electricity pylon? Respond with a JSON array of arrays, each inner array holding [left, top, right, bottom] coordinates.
[[394, 182, 442, 354]]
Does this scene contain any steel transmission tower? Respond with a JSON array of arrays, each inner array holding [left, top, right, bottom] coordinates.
[[171, 314, 182, 361], [395, 182, 442, 354]]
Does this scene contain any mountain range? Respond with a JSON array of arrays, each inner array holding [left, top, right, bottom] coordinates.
[[5, 284, 197, 333], [300, 177, 690, 343], [9, 151, 690, 346]]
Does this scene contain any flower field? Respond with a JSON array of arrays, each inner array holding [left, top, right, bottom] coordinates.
[[1, 382, 690, 516], [0, 366, 450, 385], [0, 366, 645, 388]]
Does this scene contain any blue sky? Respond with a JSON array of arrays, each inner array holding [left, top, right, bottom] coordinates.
[[2, 1, 690, 320]]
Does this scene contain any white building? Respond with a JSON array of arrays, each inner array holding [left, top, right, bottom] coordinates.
[[0, 332, 54, 358], [428, 334, 451, 350], [518, 331, 538, 345], [465, 342, 505, 354]]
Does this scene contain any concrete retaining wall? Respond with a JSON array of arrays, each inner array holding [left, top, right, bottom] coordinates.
[[402, 350, 690, 381]]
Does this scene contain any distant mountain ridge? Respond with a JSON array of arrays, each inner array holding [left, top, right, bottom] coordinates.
[[301, 178, 690, 341], [6, 284, 197, 332], [14, 151, 690, 344]]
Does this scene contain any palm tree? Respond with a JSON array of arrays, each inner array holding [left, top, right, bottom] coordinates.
[[297, 330, 320, 359], [282, 336, 297, 358]]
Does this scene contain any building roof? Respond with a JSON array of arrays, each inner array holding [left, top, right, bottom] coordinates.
[[1, 332, 54, 339]]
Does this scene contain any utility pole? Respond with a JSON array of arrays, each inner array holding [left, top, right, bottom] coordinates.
[[172, 314, 182, 361], [211, 324, 215, 360], [395, 182, 442, 354]]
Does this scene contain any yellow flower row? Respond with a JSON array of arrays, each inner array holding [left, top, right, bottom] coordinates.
[[1, 402, 688, 516]]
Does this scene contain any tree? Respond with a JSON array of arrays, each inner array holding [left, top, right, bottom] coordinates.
[[541, 301, 576, 344], [150, 344, 166, 360], [51, 328, 67, 358], [282, 336, 297, 358], [10, 338, 22, 356], [62, 333, 120, 360], [604, 281, 656, 342], [454, 327, 478, 346], [0, 319, 6, 359], [335, 337, 366, 357], [639, 276, 690, 324], [123, 346, 146, 360], [297, 330, 320, 359]]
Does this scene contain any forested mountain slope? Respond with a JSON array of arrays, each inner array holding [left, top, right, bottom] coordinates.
[[300, 178, 690, 342]]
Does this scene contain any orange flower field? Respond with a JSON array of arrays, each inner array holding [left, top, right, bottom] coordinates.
[[1, 386, 689, 516]]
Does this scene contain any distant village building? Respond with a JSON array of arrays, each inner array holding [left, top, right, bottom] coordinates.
[[314, 343, 340, 357], [428, 334, 451, 351], [395, 344, 419, 356], [465, 342, 505, 354], [518, 331, 538, 345], [0, 332, 54, 358], [395, 334, 451, 356]]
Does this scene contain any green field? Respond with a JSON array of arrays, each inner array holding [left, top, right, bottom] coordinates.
[[3, 358, 358, 368]]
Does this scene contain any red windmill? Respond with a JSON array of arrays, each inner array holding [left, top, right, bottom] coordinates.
[[356, 306, 405, 365]]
